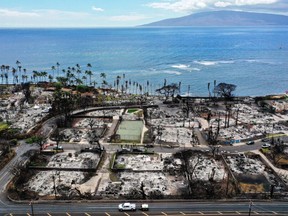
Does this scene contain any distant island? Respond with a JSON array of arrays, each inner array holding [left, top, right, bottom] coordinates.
[[142, 10, 288, 26]]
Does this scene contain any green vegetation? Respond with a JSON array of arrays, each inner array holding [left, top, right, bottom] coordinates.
[[261, 148, 270, 154], [0, 122, 9, 132], [109, 171, 119, 182], [127, 108, 138, 113], [115, 164, 126, 169], [240, 182, 265, 193], [26, 136, 43, 144]]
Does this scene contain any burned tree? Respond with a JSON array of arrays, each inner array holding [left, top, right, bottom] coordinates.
[[207, 116, 221, 157], [51, 89, 79, 127], [213, 82, 236, 100], [87, 130, 101, 149], [87, 118, 97, 130], [156, 83, 180, 102], [174, 150, 204, 196]]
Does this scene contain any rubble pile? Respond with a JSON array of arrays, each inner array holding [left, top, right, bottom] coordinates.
[[74, 118, 109, 128], [98, 153, 185, 198], [226, 155, 265, 175], [47, 152, 100, 168], [26, 151, 100, 196], [115, 154, 164, 170], [189, 155, 226, 181]]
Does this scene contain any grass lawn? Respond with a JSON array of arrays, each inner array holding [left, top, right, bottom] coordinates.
[[0, 122, 9, 132], [127, 108, 138, 113]]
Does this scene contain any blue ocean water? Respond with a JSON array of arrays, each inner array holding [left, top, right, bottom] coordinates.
[[0, 27, 287, 96]]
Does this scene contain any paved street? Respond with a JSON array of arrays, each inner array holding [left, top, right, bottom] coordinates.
[[3, 201, 288, 216]]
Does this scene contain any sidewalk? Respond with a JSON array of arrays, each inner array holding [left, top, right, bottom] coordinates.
[[252, 149, 288, 177]]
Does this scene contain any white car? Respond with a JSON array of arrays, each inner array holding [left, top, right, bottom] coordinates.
[[139, 204, 149, 211], [118, 203, 136, 211], [262, 143, 271, 148]]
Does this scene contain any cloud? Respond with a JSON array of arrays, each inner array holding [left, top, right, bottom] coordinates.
[[0, 8, 39, 17], [109, 14, 150, 21], [0, 8, 93, 27], [92, 6, 104, 12], [234, 0, 278, 6], [0, 8, 91, 19], [215, 1, 232, 7], [147, 0, 279, 12]]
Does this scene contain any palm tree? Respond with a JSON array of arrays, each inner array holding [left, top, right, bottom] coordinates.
[[48, 75, 53, 83], [32, 71, 38, 82], [91, 81, 97, 88], [56, 62, 60, 77], [11, 67, 17, 84], [85, 70, 93, 86], [82, 76, 87, 85], [208, 82, 211, 98], [51, 66, 56, 79], [146, 81, 150, 95], [5, 65, 10, 73], [16, 60, 21, 79], [16, 60, 21, 67], [125, 80, 128, 93], [21, 74, 25, 83], [40, 71, 47, 82], [76, 69, 82, 79], [116, 75, 121, 91], [213, 80, 217, 98], [102, 80, 108, 88], [100, 72, 106, 79], [100, 72, 107, 88], [4, 73, 8, 86], [23, 68, 27, 76], [75, 78, 83, 86], [0, 74, 3, 84], [71, 67, 76, 77]]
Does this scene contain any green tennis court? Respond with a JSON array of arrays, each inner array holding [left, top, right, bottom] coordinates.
[[117, 120, 143, 143]]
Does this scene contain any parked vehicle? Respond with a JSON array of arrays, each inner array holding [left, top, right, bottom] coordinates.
[[246, 141, 255, 145], [261, 138, 270, 142], [53, 146, 64, 152], [118, 203, 136, 211], [144, 144, 154, 148], [262, 143, 271, 148], [139, 204, 149, 211]]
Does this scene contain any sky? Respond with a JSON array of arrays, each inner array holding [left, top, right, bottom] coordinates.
[[0, 0, 287, 27]]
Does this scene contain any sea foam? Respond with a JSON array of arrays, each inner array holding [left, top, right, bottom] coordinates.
[[163, 71, 182, 75], [171, 64, 201, 72], [194, 60, 234, 66], [171, 64, 190, 69]]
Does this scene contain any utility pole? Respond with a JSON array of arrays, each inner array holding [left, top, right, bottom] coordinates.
[[248, 200, 253, 216], [52, 175, 57, 199], [30, 201, 34, 216]]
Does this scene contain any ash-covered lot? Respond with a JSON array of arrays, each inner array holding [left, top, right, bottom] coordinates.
[[26, 151, 100, 196], [97, 152, 228, 198]]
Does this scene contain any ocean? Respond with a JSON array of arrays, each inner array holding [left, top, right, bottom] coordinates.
[[0, 27, 287, 96]]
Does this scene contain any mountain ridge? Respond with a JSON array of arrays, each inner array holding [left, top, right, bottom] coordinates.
[[142, 10, 288, 26]]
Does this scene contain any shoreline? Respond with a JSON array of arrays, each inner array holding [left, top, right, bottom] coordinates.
[[0, 83, 287, 99]]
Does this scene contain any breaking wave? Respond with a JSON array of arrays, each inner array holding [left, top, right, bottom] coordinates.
[[171, 64, 201, 72], [163, 71, 182, 75], [171, 64, 190, 69], [194, 60, 235, 66]]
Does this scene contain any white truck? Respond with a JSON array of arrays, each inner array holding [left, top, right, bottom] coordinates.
[[118, 203, 136, 211], [139, 203, 149, 211]]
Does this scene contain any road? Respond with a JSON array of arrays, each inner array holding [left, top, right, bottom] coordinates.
[[0, 111, 284, 216], [2, 201, 288, 215], [0, 143, 38, 205]]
